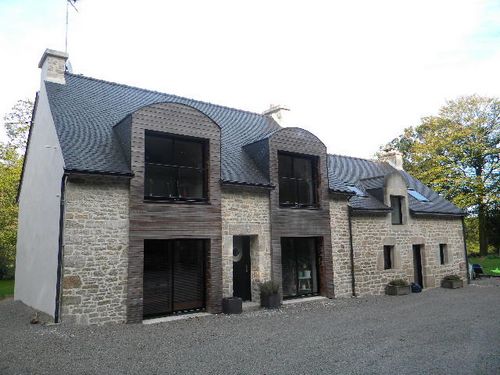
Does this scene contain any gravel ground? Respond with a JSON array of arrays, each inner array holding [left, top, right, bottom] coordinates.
[[1, 279, 499, 375]]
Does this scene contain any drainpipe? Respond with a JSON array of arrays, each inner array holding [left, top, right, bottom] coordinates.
[[54, 174, 68, 323], [347, 203, 357, 297], [461, 216, 470, 284]]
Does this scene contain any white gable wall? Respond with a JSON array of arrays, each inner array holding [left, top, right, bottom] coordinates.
[[14, 82, 65, 317]]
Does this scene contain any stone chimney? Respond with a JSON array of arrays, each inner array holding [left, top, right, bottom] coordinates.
[[262, 104, 290, 126], [378, 149, 404, 170], [38, 49, 68, 85]]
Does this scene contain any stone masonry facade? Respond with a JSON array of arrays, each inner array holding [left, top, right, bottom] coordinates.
[[221, 186, 271, 303], [329, 197, 353, 298], [61, 177, 129, 325], [350, 215, 466, 296]]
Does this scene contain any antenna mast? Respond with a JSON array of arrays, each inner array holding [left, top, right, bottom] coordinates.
[[65, 0, 78, 53]]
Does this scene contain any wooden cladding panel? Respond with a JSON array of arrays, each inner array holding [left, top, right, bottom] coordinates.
[[127, 103, 222, 323], [269, 128, 334, 298]]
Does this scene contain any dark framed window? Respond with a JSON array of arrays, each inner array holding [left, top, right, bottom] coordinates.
[[144, 131, 207, 201], [439, 244, 447, 265], [384, 245, 394, 270], [390, 195, 403, 225], [278, 152, 318, 207]]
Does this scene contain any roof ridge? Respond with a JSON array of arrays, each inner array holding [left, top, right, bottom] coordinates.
[[65, 72, 268, 118], [328, 153, 379, 163]]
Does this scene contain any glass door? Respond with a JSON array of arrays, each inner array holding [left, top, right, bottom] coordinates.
[[281, 237, 319, 298]]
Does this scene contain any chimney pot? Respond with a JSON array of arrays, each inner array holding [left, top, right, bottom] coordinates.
[[38, 49, 68, 85], [379, 149, 404, 170], [262, 104, 290, 126]]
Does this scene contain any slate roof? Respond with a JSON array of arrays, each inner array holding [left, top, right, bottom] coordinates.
[[328, 154, 464, 216], [44, 72, 463, 216]]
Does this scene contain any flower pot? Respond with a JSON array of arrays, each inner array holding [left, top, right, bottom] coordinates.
[[222, 297, 242, 314], [261, 293, 281, 309], [441, 279, 463, 289], [385, 285, 411, 296]]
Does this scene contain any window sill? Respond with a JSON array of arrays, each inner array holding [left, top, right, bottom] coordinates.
[[279, 204, 320, 210], [144, 198, 210, 205]]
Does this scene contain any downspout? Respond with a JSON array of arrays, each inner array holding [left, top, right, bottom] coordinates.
[[461, 216, 470, 284], [347, 202, 357, 297], [54, 174, 68, 323]]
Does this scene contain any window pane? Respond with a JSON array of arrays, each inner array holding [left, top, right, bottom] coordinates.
[[145, 135, 173, 165], [178, 168, 204, 199], [145, 164, 177, 198], [278, 154, 293, 178], [279, 178, 296, 205], [384, 246, 393, 269], [297, 179, 314, 206], [391, 196, 402, 224], [293, 157, 312, 180], [174, 139, 203, 168]]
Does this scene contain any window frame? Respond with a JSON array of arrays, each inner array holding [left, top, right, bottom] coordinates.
[[383, 245, 394, 270], [144, 131, 208, 202], [439, 243, 448, 265], [278, 151, 319, 208], [390, 195, 404, 225]]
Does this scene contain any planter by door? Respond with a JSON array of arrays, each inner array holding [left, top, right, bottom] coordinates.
[[441, 279, 464, 289], [386, 285, 411, 296], [233, 236, 251, 301], [143, 239, 206, 318], [261, 294, 280, 309]]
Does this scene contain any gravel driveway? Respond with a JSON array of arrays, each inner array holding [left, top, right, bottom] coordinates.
[[1, 279, 499, 375]]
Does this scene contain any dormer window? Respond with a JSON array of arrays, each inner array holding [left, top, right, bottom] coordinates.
[[278, 152, 318, 207], [390, 195, 403, 225], [144, 131, 207, 201]]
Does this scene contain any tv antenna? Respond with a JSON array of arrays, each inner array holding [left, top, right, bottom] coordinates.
[[65, 0, 79, 53]]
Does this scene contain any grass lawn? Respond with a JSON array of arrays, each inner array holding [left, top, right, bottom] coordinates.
[[468, 256, 500, 276], [0, 279, 15, 299]]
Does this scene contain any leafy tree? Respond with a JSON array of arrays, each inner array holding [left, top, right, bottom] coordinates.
[[381, 95, 499, 256], [0, 99, 33, 279]]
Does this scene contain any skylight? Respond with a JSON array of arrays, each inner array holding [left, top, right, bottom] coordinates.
[[347, 185, 366, 197], [408, 189, 430, 202]]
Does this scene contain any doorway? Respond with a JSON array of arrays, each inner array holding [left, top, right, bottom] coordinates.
[[233, 236, 252, 301], [281, 237, 319, 298], [143, 239, 206, 318], [413, 244, 424, 288]]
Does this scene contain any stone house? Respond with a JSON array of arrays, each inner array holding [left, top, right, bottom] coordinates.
[[14, 49, 468, 325]]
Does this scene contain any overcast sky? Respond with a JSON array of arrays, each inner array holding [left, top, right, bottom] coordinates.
[[1, 0, 499, 158]]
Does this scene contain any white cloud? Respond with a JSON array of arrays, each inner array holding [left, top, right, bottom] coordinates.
[[1, 0, 498, 158]]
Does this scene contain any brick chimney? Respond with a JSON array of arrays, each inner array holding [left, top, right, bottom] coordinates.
[[262, 104, 290, 126], [379, 149, 404, 170], [38, 49, 68, 85]]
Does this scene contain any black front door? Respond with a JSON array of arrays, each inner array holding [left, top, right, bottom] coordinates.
[[281, 237, 319, 298], [143, 239, 205, 318], [413, 244, 424, 288], [233, 236, 251, 301]]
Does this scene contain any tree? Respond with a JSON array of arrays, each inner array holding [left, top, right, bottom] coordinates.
[[381, 95, 499, 256], [0, 99, 33, 278]]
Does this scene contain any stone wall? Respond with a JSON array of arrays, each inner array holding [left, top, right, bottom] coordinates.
[[351, 214, 466, 296], [221, 186, 271, 302], [329, 197, 352, 297], [61, 176, 129, 325]]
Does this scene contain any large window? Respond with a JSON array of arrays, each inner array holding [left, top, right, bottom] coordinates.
[[390, 195, 403, 225], [144, 132, 207, 201], [278, 153, 317, 207]]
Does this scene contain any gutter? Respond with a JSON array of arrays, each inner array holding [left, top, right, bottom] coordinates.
[[461, 216, 471, 284], [347, 202, 357, 297], [54, 174, 68, 323]]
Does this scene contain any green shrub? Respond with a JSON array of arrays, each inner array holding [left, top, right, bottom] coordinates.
[[259, 280, 280, 297], [486, 254, 499, 260], [388, 279, 408, 287], [443, 274, 461, 281]]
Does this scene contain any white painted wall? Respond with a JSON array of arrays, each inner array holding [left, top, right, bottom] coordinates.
[[14, 82, 65, 317]]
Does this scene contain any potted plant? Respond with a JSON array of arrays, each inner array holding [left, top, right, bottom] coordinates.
[[441, 275, 463, 289], [385, 279, 411, 296], [259, 280, 281, 309]]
